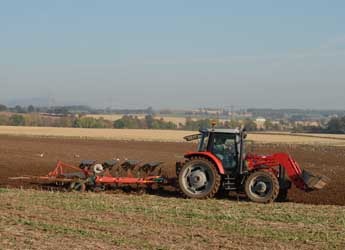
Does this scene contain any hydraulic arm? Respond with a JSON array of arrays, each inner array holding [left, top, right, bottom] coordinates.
[[246, 153, 328, 191]]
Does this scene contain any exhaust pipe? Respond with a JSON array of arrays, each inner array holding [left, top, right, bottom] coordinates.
[[302, 170, 330, 191]]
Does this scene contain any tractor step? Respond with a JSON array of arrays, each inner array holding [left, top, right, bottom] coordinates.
[[223, 175, 237, 191]]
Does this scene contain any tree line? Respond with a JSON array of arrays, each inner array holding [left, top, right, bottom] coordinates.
[[1, 103, 345, 133], [0, 104, 156, 116], [0, 113, 177, 129], [3, 113, 345, 134], [318, 117, 345, 134], [0, 113, 255, 131]]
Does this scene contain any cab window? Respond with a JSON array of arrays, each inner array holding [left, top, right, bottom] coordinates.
[[211, 133, 237, 170]]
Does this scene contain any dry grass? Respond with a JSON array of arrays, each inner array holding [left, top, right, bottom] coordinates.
[[249, 132, 345, 145], [0, 126, 190, 142], [0, 188, 344, 250], [1, 126, 345, 145]]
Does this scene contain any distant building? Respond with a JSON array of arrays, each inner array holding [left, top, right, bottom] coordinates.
[[255, 117, 266, 129], [294, 121, 321, 127]]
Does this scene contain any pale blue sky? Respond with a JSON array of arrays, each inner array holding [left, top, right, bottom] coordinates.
[[0, 0, 344, 109]]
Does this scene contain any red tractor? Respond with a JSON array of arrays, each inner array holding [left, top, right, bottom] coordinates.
[[176, 126, 329, 203]]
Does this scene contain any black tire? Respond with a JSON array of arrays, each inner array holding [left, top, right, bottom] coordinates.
[[178, 157, 221, 199], [244, 171, 279, 203], [276, 189, 289, 202]]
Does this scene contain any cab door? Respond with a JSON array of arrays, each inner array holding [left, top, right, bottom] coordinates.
[[210, 133, 237, 171]]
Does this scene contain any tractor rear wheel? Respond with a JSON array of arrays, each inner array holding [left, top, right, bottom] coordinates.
[[178, 157, 221, 199], [244, 171, 279, 203]]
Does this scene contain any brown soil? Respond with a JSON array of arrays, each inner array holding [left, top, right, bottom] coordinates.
[[0, 135, 344, 206]]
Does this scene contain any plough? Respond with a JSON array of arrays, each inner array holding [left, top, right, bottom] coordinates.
[[11, 159, 166, 192]]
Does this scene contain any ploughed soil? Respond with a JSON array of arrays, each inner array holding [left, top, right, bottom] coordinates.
[[0, 135, 344, 206]]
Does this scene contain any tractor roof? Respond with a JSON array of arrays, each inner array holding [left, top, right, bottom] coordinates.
[[184, 128, 243, 141], [200, 128, 241, 134]]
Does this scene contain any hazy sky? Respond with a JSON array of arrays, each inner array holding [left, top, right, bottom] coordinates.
[[1, 0, 345, 109]]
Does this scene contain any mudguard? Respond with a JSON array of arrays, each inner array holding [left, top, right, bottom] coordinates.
[[184, 152, 225, 174]]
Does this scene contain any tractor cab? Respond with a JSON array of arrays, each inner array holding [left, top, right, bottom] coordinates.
[[184, 128, 247, 174]]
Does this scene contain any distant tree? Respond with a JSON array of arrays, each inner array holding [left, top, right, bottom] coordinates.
[[0, 115, 9, 125], [147, 107, 155, 116], [183, 118, 214, 130], [0, 104, 7, 112], [326, 117, 345, 134], [243, 119, 257, 131], [148, 117, 177, 129], [223, 119, 240, 129], [27, 105, 35, 113], [74, 117, 111, 128], [291, 119, 334, 133], [113, 119, 126, 128], [56, 117, 75, 128], [158, 119, 177, 129], [113, 116, 141, 129], [14, 105, 26, 113], [145, 115, 154, 129], [263, 119, 282, 131], [9, 114, 25, 126], [113, 115, 177, 130], [49, 107, 69, 115]]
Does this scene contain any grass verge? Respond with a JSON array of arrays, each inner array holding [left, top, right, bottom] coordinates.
[[0, 189, 344, 250]]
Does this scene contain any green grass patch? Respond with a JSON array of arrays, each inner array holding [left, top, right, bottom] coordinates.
[[1, 189, 344, 250], [0, 188, 9, 193]]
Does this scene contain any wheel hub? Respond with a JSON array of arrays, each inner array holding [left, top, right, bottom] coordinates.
[[254, 181, 267, 193], [188, 170, 207, 189]]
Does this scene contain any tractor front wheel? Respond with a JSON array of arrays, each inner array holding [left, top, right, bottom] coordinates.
[[178, 157, 221, 199], [245, 171, 279, 203]]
